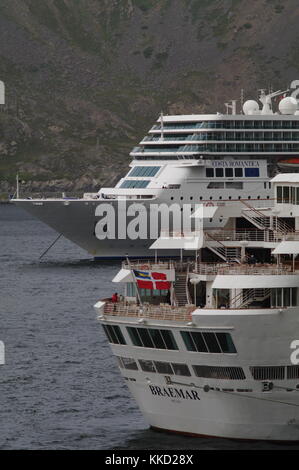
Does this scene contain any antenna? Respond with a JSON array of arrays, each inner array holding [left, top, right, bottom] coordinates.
[[0, 80, 5, 105], [259, 88, 289, 114], [240, 89, 244, 114], [225, 100, 237, 115]]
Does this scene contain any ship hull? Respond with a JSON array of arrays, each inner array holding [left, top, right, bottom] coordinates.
[[100, 305, 299, 441], [126, 381, 299, 441], [14, 195, 271, 259]]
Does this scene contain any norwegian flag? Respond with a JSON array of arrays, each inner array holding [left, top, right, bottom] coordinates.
[[133, 270, 171, 290]]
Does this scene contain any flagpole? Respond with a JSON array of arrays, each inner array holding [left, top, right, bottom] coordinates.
[[16, 173, 19, 199], [126, 254, 143, 307]]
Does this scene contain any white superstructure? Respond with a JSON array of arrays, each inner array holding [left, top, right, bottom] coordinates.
[[95, 177, 299, 440], [14, 87, 299, 259]]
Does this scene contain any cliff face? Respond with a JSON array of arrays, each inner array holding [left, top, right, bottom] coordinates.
[[0, 0, 299, 196]]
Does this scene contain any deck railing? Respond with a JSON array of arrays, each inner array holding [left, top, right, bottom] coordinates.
[[122, 259, 175, 270], [206, 228, 299, 243], [194, 262, 293, 276], [103, 301, 195, 322], [123, 259, 296, 276]]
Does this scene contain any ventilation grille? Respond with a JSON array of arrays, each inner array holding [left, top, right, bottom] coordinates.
[[250, 366, 285, 380], [193, 365, 246, 380]]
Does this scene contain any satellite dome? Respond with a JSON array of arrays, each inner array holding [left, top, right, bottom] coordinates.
[[279, 96, 298, 115], [243, 100, 260, 115]]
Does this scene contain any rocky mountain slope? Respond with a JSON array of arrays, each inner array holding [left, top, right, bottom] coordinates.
[[0, 0, 298, 196]]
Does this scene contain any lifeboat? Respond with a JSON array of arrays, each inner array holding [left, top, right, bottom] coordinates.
[[277, 158, 299, 168]]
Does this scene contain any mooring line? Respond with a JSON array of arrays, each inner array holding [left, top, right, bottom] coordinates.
[[39, 233, 63, 260]]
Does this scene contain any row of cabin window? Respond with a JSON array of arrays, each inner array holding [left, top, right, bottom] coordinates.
[[156, 121, 299, 129], [117, 356, 245, 380], [170, 195, 271, 201], [198, 143, 299, 151], [102, 325, 237, 354], [206, 167, 260, 178], [118, 358, 299, 381], [117, 356, 191, 376], [276, 186, 299, 204]]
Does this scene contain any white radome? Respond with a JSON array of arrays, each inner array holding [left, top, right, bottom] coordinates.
[[279, 96, 298, 115], [243, 100, 260, 115]]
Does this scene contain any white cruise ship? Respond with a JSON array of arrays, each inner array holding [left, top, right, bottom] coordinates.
[[14, 88, 299, 259], [94, 174, 299, 440]]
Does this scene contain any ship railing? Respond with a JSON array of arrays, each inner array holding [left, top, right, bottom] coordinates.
[[194, 262, 293, 276], [122, 259, 176, 270], [159, 230, 200, 238], [103, 301, 195, 322], [205, 228, 299, 243]]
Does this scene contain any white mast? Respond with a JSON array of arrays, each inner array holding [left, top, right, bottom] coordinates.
[[160, 111, 164, 141]]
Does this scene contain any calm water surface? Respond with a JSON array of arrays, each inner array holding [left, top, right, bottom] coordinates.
[[0, 205, 298, 450]]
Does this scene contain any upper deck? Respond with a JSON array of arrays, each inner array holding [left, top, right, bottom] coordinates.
[[132, 113, 299, 159], [96, 256, 299, 323]]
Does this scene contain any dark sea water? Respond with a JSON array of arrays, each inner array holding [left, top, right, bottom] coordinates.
[[0, 204, 298, 450]]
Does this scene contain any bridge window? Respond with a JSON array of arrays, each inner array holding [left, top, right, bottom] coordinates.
[[181, 331, 237, 353], [127, 327, 178, 350], [102, 324, 126, 345], [225, 168, 233, 177], [234, 168, 243, 177], [129, 166, 160, 177], [120, 180, 150, 188]]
